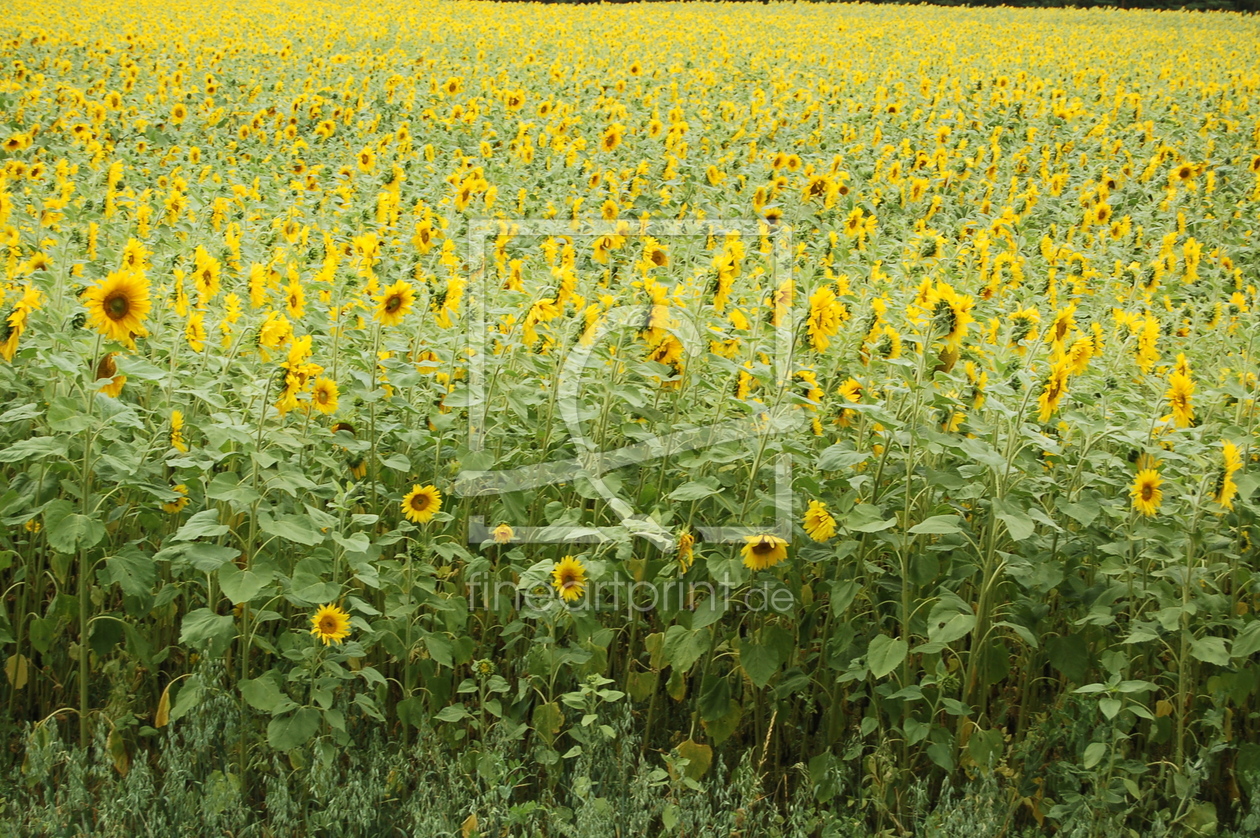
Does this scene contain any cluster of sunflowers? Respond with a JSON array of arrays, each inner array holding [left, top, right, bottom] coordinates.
[[1, 0, 1259, 820]]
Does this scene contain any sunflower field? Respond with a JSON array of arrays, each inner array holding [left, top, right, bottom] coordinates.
[[1, 0, 1260, 834]]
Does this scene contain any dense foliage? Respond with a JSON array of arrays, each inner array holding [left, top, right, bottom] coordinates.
[[1, 0, 1259, 834]]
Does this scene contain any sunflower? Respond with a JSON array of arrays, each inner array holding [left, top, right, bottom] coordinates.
[[401, 484, 442, 523], [185, 311, 207, 352], [162, 484, 189, 514], [1131, 469, 1163, 517], [926, 282, 974, 348], [311, 377, 339, 415], [806, 285, 846, 352], [82, 271, 151, 346], [357, 147, 376, 173], [551, 555, 587, 602], [376, 280, 415, 326], [1214, 441, 1244, 511], [170, 410, 188, 452], [492, 523, 514, 544], [309, 603, 352, 646], [95, 353, 126, 397], [677, 530, 695, 571], [1037, 361, 1071, 423], [1165, 371, 1195, 429], [742, 534, 788, 571], [803, 500, 837, 542]]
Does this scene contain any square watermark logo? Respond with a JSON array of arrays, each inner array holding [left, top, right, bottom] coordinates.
[[454, 219, 797, 553]]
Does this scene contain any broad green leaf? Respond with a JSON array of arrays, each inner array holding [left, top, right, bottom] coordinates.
[[261, 514, 325, 546], [993, 497, 1034, 541], [740, 641, 780, 689], [240, 676, 285, 713], [267, 707, 320, 750], [909, 515, 962, 535], [105, 547, 156, 598], [662, 625, 708, 673], [218, 564, 273, 605], [1083, 742, 1107, 769], [1232, 621, 1260, 659], [668, 480, 721, 501], [179, 608, 236, 655], [173, 509, 230, 541], [44, 502, 106, 554], [867, 635, 908, 679], [0, 436, 68, 463], [1189, 635, 1230, 666]]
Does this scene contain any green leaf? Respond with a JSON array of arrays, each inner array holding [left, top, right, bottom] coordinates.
[[435, 704, 470, 723], [663, 625, 708, 673], [1047, 634, 1090, 682], [169, 675, 202, 723], [179, 608, 236, 655], [916, 611, 976, 654], [205, 472, 260, 506], [261, 514, 325, 546], [830, 580, 860, 617], [1189, 635, 1230, 666], [909, 515, 961, 535], [668, 480, 721, 502], [181, 543, 240, 572], [690, 595, 726, 630], [105, 547, 156, 598], [240, 676, 285, 713], [1232, 621, 1260, 659], [173, 509, 229, 541], [867, 635, 908, 679], [1099, 697, 1122, 719], [992, 497, 1034, 541], [0, 436, 68, 463], [740, 641, 781, 688], [846, 504, 896, 533], [267, 707, 320, 750], [1083, 741, 1107, 769], [816, 445, 869, 471], [218, 564, 273, 605], [44, 501, 106, 554]]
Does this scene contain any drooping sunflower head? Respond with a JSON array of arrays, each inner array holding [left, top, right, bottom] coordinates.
[[551, 555, 587, 602], [309, 603, 352, 646], [83, 270, 151, 346], [1214, 440, 1244, 511], [741, 533, 789, 571], [401, 484, 442, 523], [803, 500, 837, 542], [492, 523, 515, 545]]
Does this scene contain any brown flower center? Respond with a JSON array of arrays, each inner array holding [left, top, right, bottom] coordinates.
[[105, 292, 130, 320]]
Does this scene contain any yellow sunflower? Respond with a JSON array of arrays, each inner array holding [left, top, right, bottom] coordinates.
[[803, 500, 837, 542], [82, 271, 151, 346], [401, 484, 442, 523], [551, 555, 587, 602], [376, 280, 415, 326], [1131, 469, 1163, 517], [677, 530, 696, 571], [1214, 441, 1243, 511], [95, 352, 126, 398], [309, 603, 352, 646], [741, 534, 789, 571], [1165, 372, 1195, 429], [492, 523, 515, 544], [162, 484, 189, 514], [311, 378, 339, 415], [1037, 361, 1071, 423]]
